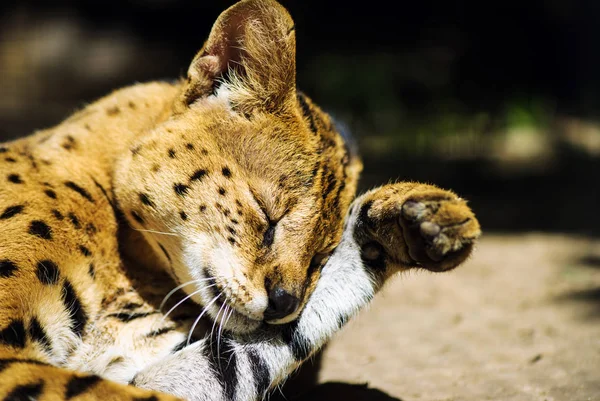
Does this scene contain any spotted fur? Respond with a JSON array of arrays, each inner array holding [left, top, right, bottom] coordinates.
[[0, 0, 480, 400]]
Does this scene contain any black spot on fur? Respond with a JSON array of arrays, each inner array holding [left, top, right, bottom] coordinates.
[[1, 205, 24, 219], [88, 263, 95, 278], [357, 200, 375, 229], [0, 260, 18, 278], [218, 187, 226, 196], [139, 193, 154, 207], [131, 145, 142, 156], [85, 223, 97, 236], [7, 174, 22, 184], [29, 220, 52, 240], [65, 375, 101, 399], [171, 341, 187, 353], [64, 181, 94, 203], [205, 334, 238, 400], [231, 218, 239, 225], [51, 209, 64, 220], [62, 135, 76, 151], [68, 213, 81, 229], [190, 169, 207, 181], [130, 211, 144, 224], [4, 381, 44, 401], [168, 148, 176, 158], [180, 211, 188, 220], [281, 320, 310, 361], [248, 349, 271, 396], [61, 280, 88, 338], [79, 246, 92, 257], [121, 302, 143, 311], [29, 156, 39, 168], [199, 204, 207, 212], [186, 143, 195, 150], [158, 243, 171, 262], [5, 157, 16, 163], [322, 171, 337, 201], [145, 326, 176, 338], [0, 147, 7, 153], [174, 183, 190, 196], [222, 167, 232, 178], [133, 397, 159, 401], [28, 317, 52, 353], [0, 320, 26, 348], [44, 189, 57, 199], [297, 92, 318, 134], [36, 260, 60, 285], [92, 179, 112, 204], [337, 314, 349, 330], [107, 311, 158, 323], [228, 237, 236, 245], [0, 358, 48, 372], [106, 106, 120, 116]]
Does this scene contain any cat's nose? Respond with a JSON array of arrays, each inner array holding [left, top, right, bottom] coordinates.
[[264, 286, 300, 322]]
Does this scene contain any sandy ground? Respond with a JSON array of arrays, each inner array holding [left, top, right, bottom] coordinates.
[[275, 234, 600, 401]]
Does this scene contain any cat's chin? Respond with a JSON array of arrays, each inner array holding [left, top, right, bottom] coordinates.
[[217, 306, 263, 335]]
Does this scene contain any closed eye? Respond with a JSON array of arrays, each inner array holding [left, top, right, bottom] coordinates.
[[263, 223, 276, 247]]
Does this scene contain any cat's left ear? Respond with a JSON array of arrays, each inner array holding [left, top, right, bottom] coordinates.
[[176, 0, 297, 114]]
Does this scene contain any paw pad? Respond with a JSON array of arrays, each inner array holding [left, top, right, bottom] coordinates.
[[401, 200, 425, 221], [419, 221, 440, 238]]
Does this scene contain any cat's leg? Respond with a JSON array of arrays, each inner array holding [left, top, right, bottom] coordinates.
[[132, 182, 480, 401], [0, 263, 181, 400], [0, 328, 181, 401], [0, 355, 181, 400]]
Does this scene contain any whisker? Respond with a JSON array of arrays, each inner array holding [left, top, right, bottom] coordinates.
[[160, 278, 214, 312], [210, 302, 226, 350], [187, 292, 222, 346], [218, 306, 234, 371], [161, 284, 216, 325]]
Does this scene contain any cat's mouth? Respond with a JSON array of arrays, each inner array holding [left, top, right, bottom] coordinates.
[[190, 269, 267, 334]]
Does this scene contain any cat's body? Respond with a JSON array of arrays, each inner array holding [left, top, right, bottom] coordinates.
[[0, 1, 480, 400]]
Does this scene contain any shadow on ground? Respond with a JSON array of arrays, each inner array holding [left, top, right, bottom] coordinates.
[[554, 287, 600, 321], [270, 352, 403, 401]]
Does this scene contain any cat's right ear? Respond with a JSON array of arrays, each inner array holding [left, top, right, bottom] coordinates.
[[175, 0, 297, 114]]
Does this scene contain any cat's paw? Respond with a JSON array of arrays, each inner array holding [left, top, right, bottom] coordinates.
[[356, 183, 481, 272], [399, 192, 480, 271]]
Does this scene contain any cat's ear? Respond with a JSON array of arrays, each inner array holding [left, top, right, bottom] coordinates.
[[178, 0, 297, 113]]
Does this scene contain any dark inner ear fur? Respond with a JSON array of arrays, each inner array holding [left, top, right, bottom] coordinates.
[[180, 0, 297, 111]]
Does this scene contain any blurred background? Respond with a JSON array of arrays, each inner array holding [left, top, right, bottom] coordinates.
[[1, 2, 599, 400], [2, 0, 600, 235]]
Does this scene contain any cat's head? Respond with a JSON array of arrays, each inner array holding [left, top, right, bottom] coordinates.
[[115, 0, 361, 333]]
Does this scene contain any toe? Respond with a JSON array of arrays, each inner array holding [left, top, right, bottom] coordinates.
[[420, 221, 440, 238], [401, 200, 426, 221]]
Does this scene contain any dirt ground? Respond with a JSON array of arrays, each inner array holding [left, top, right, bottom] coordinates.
[[276, 234, 600, 401]]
